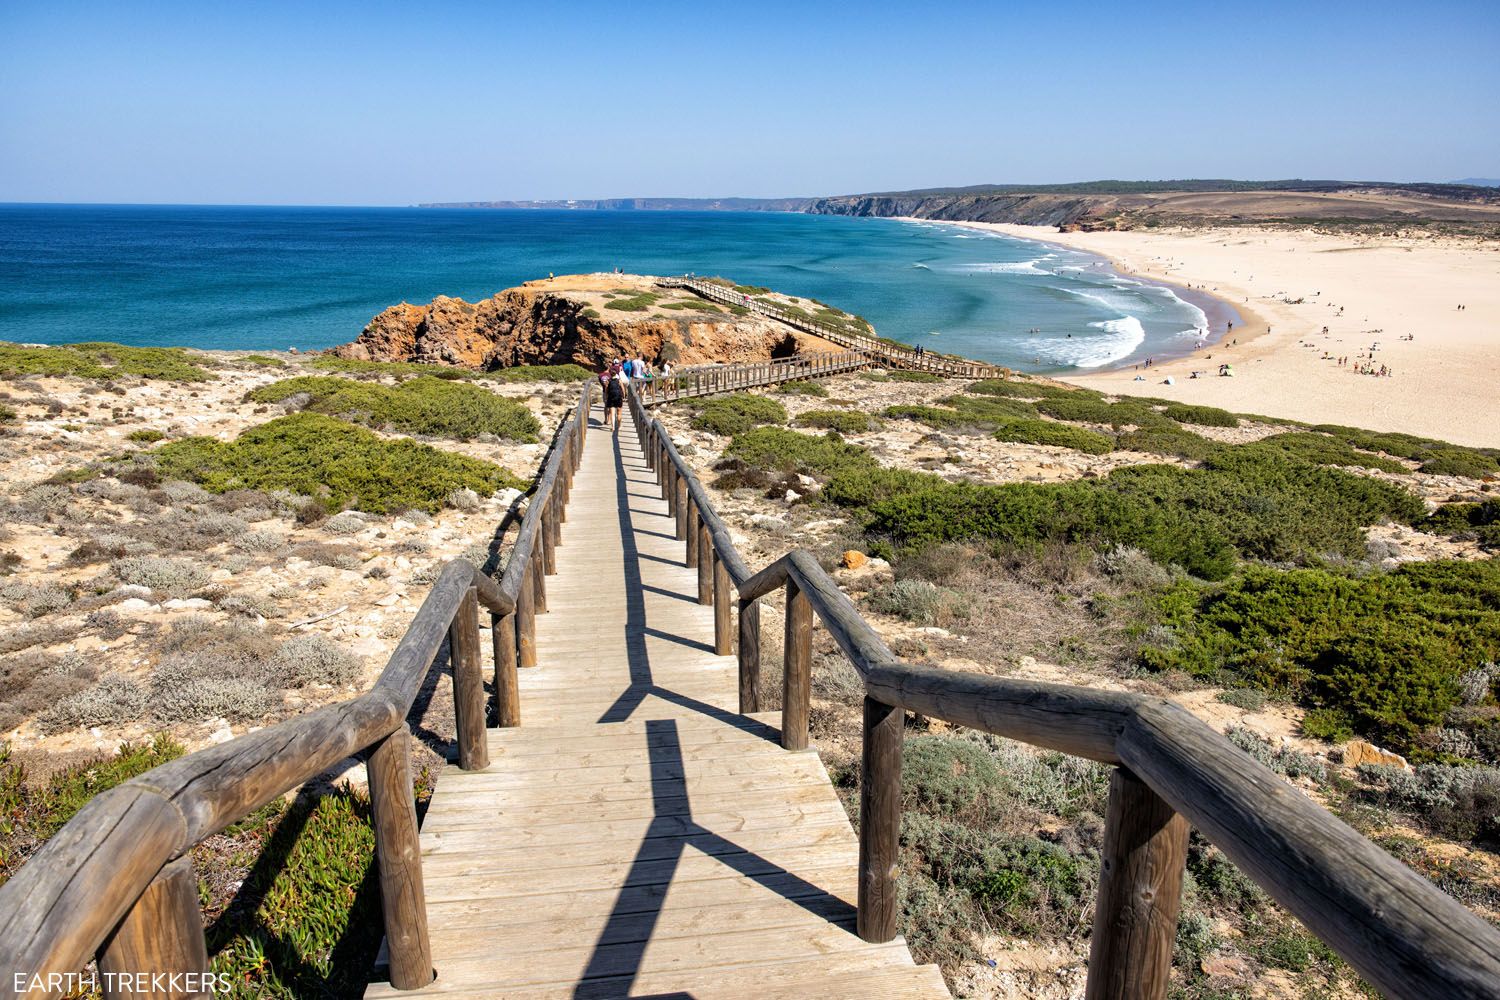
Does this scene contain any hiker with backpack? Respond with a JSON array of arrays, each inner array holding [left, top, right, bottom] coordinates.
[[604, 366, 627, 433]]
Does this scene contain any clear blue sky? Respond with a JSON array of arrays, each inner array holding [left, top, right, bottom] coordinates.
[[2, 0, 1496, 205]]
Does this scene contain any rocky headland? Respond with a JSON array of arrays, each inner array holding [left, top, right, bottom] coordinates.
[[334, 273, 843, 369]]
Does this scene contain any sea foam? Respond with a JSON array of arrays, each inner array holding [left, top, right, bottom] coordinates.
[[1026, 316, 1147, 369]]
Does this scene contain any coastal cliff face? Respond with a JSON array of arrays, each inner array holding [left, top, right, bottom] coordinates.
[[334, 276, 836, 369], [807, 193, 1121, 230]]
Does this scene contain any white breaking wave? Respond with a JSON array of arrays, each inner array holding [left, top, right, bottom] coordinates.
[[962, 259, 1050, 275], [1027, 316, 1147, 369], [912, 262, 931, 269]]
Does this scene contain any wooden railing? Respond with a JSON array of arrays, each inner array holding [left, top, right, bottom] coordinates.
[[635, 351, 870, 405], [0, 381, 593, 1000], [658, 275, 1011, 379], [628, 381, 1500, 1000]]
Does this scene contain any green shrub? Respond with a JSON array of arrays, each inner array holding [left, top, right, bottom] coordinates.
[[486, 364, 593, 383], [1215, 688, 1267, 712], [604, 292, 660, 312], [1034, 394, 1161, 427], [249, 375, 539, 441], [153, 413, 525, 513], [1, 735, 184, 885], [881, 404, 965, 427], [902, 735, 1002, 818], [0, 342, 213, 382], [887, 370, 943, 383], [992, 419, 1114, 455], [0, 405, 15, 423], [688, 393, 787, 436], [1163, 403, 1239, 427], [1141, 561, 1500, 747], [1420, 448, 1500, 478], [127, 429, 166, 443], [775, 380, 828, 397], [1424, 500, 1500, 549], [727, 427, 879, 480], [1301, 708, 1355, 743], [1238, 431, 1409, 473], [1113, 425, 1223, 461], [310, 356, 467, 379], [240, 354, 286, 368], [1312, 424, 1500, 478], [966, 379, 1088, 401], [207, 786, 383, 996], [795, 409, 877, 433]]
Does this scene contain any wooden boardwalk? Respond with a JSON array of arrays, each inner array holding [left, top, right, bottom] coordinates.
[[366, 404, 948, 998]]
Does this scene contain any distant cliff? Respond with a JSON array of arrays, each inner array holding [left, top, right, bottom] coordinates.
[[805, 182, 1500, 231], [806, 194, 1118, 229], [417, 197, 814, 212]]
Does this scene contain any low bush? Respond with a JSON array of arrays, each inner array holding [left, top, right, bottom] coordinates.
[[127, 429, 166, 443], [112, 555, 210, 595], [38, 675, 151, 733], [152, 413, 525, 513], [881, 404, 965, 428], [249, 375, 539, 441], [1424, 500, 1500, 549], [887, 370, 943, 383], [688, 393, 787, 436], [1140, 561, 1500, 748], [867, 579, 971, 627], [775, 380, 828, 397], [1312, 424, 1500, 478], [270, 634, 362, 688], [0, 342, 214, 382], [1224, 726, 1327, 781], [485, 364, 593, 383], [604, 292, 660, 312], [795, 409, 878, 433], [1163, 403, 1239, 427], [1034, 394, 1161, 427], [206, 786, 382, 995], [1358, 762, 1500, 844], [966, 379, 1086, 401], [1112, 425, 1222, 461], [992, 419, 1114, 455], [0, 735, 184, 885], [1215, 688, 1267, 712], [1237, 431, 1408, 473], [240, 354, 286, 368], [726, 427, 879, 481]]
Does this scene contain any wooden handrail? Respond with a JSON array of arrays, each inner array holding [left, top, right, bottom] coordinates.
[[0, 380, 593, 1000], [658, 275, 1012, 379], [629, 380, 1500, 1000]]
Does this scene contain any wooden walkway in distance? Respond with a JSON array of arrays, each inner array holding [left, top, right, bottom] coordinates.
[[365, 403, 948, 998]]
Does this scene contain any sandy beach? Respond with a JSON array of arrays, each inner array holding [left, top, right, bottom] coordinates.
[[933, 221, 1500, 448]]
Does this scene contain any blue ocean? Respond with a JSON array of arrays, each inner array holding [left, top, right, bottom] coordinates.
[[0, 205, 1229, 372]]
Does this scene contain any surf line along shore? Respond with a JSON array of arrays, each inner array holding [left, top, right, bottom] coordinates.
[[918, 218, 1500, 450]]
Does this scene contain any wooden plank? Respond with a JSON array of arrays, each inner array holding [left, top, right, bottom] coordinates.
[[97, 856, 208, 1000]]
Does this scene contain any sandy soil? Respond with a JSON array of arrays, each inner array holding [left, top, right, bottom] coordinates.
[[935, 222, 1500, 448]]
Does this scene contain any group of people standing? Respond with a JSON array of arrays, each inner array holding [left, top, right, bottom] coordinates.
[[599, 356, 675, 433]]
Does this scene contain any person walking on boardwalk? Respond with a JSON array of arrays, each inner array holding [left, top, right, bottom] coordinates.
[[604, 366, 626, 433]]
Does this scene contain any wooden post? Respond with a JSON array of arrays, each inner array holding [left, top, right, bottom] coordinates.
[[659, 443, 670, 499], [858, 696, 903, 943], [696, 519, 713, 606], [367, 725, 435, 990], [713, 553, 732, 655], [782, 580, 812, 751], [666, 464, 677, 518], [1085, 768, 1189, 1000], [517, 566, 537, 669], [540, 509, 556, 575], [492, 611, 519, 727], [449, 587, 488, 771], [738, 598, 760, 713], [98, 856, 208, 1000], [686, 504, 700, 569], [530, 543, 547, 613], [675, 476, 688, 540]]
